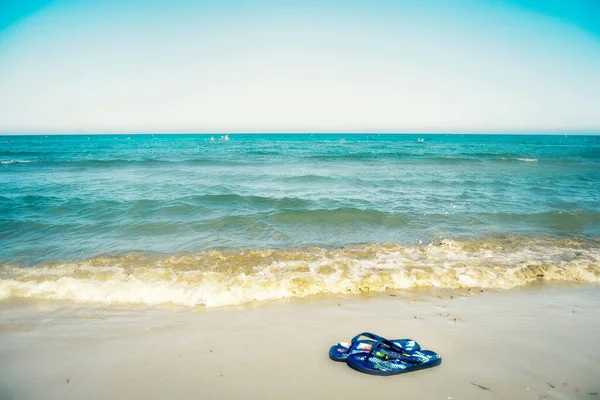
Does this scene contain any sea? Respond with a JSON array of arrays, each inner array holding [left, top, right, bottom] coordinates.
[[1, 134, 599, 307]]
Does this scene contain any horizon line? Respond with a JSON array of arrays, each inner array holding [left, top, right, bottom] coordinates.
[[1, 131, 600, 136]]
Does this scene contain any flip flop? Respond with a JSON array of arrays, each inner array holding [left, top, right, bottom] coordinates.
[[329, 332, 420, 362], [346, 338, 442, 375]]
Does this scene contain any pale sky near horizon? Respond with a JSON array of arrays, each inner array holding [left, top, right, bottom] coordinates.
[[1, 0, 600, 134]]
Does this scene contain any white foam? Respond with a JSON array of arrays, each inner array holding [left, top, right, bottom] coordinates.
[[1, 160, 33, 165], [1, 239, 599, 307], [516, 158, 538, 162]]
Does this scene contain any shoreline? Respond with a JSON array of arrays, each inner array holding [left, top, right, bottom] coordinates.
[[3, 236, 599, 308], [1, 283, 599, 399]]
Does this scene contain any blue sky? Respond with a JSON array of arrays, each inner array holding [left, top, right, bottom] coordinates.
[[1, 0, 599, 134]]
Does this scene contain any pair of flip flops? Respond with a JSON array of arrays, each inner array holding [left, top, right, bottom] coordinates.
[[329, 332, 442, 376]]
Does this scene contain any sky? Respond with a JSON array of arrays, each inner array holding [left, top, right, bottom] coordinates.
[[0, 0, 599, 134]]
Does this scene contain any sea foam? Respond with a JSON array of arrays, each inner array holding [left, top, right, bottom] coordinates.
[[1, 160, 33, 165], [1, 237, 598, 307]]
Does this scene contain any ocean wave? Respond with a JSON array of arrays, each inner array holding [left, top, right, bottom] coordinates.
[[1, 160, 34, 165], [498, 157, 538, 163], [180, 194, 311, 209], [0, 155, 553, 167], [67, 159, 215, 167], [487, 209, 600, 228], [281, 174, 336, 183], [42, 158, 249, 168], [0, 194, 313, 217], [517, 158, 538, 162], [308, 153, 544, 164], [268, 208, 406, 225], [0, 151, 49, 156], [308, 153, 484, 163], [1, 237, 598, 307]]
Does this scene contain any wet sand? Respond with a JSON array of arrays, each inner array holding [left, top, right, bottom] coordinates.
[[1, 284, 599, 400]]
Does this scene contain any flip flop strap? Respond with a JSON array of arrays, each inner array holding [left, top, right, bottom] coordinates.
[[370, 340, 424, 364], [350, 332, 386, 344], [375, 338, 405, 353]]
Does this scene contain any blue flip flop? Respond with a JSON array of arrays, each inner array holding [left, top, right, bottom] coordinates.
[[329, 332, 420, 362], [346, 338, 441, 375]]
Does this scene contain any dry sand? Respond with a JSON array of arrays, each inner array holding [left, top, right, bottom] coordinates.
[[1, 284, 599, 400]]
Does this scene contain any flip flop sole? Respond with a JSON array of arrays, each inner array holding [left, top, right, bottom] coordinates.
[[346, 350, 442, 376]]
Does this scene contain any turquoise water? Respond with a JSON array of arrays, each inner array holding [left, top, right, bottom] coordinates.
[[1, 134, 599, 306]]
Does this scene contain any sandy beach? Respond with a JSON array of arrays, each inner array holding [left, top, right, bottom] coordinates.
[[1, 284, 599, 400], [3, 0, 600, 398]]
